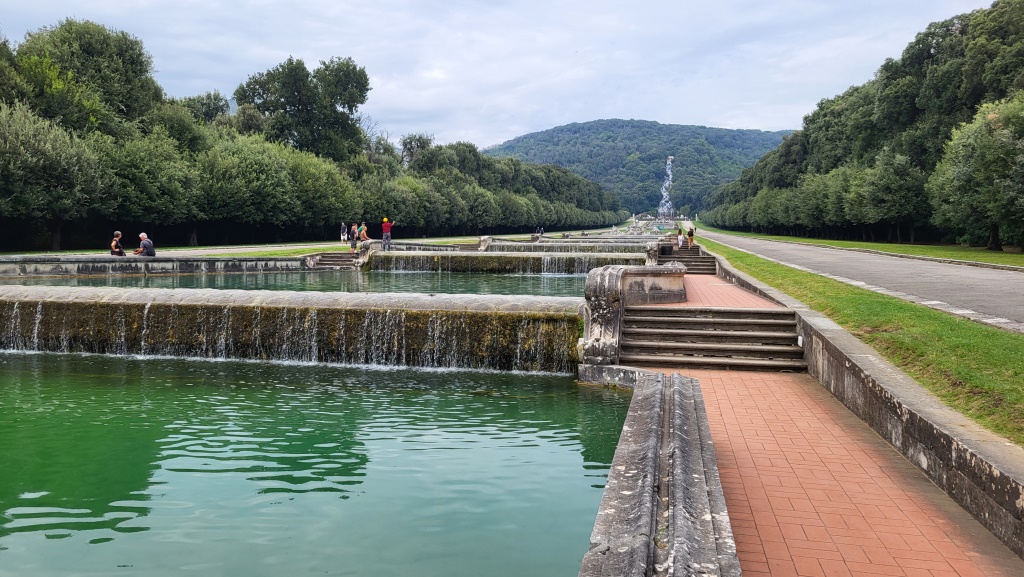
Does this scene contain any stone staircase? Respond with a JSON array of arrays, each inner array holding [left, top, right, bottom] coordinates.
[[618, 306, 807, 371], [311, 252, 359, 270], [659, 244, 717, 274]]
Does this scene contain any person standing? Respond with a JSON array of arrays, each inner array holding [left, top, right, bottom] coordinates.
[[350, 223, 359, 253], [676, 225, 684, 249], [134, 232, 155, 256], [340, 222, 348, 242], [110, 231, 126, 256], [687, 226, 695, 249], [381, 217, 395, 251]]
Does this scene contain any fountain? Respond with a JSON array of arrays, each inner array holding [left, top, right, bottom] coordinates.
[[657, 156, 675, 221]]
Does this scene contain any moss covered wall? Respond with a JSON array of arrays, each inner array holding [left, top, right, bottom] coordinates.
[[369, 252, 645, 273], [0, 287, 581, 373]]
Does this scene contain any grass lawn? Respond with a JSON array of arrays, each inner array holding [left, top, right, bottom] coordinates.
[[699, 237, 1024, 447], [696, 222, 1024, 268]]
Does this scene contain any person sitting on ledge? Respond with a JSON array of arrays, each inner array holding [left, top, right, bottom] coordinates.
[[133, 232, 156, 256], [110, 231, 126, 256]]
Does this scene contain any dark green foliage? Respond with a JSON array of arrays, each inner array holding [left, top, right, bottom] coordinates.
[[703, 0, 1024, 248], [0, 101, 105, 249], [483, 119, 789, 214], [17, 19, 162, 121], [0, 20, 626, 250], [178, 90, 230, 124], [234, 56, 369, 164]]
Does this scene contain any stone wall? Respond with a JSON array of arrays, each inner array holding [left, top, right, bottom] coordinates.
[[0, 256, 306, 277], [0, 286, 583, 373], [576, 368, 740, 577], [367, 251, 645, 273]]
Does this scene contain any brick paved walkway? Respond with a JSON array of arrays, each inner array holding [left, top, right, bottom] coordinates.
[[637, 274, 1024, 576]]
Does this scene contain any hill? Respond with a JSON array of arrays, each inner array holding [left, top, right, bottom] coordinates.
[[482, 119, 790, 214]]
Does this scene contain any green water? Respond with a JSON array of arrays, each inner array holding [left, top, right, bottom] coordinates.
[[0, 353, 629, 577], [0, 270, 587, 296]]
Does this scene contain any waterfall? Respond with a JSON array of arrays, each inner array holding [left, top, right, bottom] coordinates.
[[0, 287, 581, 373], [658, 156, 674, 219], [370, 252, 642, 274]]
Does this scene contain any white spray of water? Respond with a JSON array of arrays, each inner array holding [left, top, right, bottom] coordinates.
[[658, 156, 674, 218]]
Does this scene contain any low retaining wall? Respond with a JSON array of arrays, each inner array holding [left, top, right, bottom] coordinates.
[[711, 249, 1024, 560], [0, 256, 306, 277], [367, 251, 646, 274], [0, 286, 582, 373], [577, 368, 740, 577]]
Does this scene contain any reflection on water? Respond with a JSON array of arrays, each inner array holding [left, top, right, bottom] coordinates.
[[0, 270, 587, 296], [0, 353, 630, 577]]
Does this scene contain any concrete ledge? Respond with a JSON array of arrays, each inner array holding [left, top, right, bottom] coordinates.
[[0, 255, 307, 277], [577, 367, 740, 577], [706, 247, 1024, 560]]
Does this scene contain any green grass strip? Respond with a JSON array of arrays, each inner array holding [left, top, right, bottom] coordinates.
[[696, 222, 1024, 268], [699, 237, 1024, 446]]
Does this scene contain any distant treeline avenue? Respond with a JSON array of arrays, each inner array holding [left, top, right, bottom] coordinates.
[[0, 19, 627, 250], [702, 0, 1024, 250]]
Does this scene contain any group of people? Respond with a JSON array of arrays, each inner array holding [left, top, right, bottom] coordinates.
[[676, 224, 696, 249], [110, 231, 155, 257], [342, 218, 397, 253]]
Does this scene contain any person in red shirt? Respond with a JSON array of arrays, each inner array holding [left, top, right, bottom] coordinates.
[[381, 217, 396, 251]]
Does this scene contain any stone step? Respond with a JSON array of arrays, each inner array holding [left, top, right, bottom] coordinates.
[[623, 316, 797, 332], [621, 327, 799, 345], [659, 257, 716, 264], [625, 306, 795, 321], [618, 353, 808, 371], [312, 252, 359, 269], [620, 340, 805, 360]]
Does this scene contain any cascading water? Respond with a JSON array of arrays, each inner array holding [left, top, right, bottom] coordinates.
[[0, 287, 581, 373], [657, 156, 674, 220]]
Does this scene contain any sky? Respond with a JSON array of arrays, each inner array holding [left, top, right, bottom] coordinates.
[[2, 0, 996, 148]]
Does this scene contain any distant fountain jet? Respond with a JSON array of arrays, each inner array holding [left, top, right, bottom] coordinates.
[[657, 156, 674, 220]]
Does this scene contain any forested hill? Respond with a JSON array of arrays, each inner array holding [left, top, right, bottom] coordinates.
[[483, 119, 791, 214], [702, 0, 1024, 250]]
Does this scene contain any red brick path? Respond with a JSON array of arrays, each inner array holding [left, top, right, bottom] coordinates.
[[638, 275, 1024, 576]]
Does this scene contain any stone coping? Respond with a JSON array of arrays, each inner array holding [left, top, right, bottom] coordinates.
[[0, 255, 307, 277], [0, 285, 584, 314], [708, 247, 1024, 560], [576, 366, 740, 577]]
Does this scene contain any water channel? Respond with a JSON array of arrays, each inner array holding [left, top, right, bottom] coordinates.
[[0, 352, 630, 577]]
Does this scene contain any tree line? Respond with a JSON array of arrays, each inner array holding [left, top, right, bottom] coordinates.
[[701, 0, 1024, 250], [0, 19, 627, 251], [484, 119, 789, 216]]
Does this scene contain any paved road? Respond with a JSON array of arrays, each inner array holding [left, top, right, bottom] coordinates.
[[698, 230, 1024, 331]]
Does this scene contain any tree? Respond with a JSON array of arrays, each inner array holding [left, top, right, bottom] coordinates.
[[862, 148, 928, 243], [89, 128, 198, 228], [233, 56, 369, 163], [178, 90, 230, 124], [17, 19, 162, 120], [14, 54, 112, 133], [400, 133, 434, 168], [0, 102, 104, 249], [928, 91, 1024, 250]]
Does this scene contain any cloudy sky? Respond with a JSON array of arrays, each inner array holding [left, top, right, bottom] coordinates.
[[3, 0, 994, 147]]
